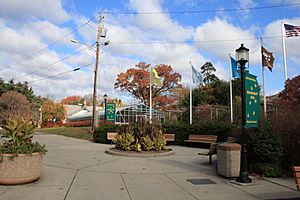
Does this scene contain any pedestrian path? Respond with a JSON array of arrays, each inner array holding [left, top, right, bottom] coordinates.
[[0, 134, 299, 200]]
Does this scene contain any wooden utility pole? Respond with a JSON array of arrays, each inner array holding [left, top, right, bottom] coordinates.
[[91, 15, 104, 132]]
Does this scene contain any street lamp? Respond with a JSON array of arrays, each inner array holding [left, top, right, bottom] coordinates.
[[236, 44, 251, 183], [103, 94, 108, 122]]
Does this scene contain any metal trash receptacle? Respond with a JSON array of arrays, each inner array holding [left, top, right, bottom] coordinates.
[[217, 143, 241, 178]]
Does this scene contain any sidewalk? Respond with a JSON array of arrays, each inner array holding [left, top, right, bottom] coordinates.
[[0, 133, 299, 200]]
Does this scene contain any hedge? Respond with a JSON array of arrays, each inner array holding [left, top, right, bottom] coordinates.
[[162, 121, 235, 145]]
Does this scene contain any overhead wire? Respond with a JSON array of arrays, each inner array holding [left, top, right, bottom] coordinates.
[[101, 2, 300, 15], [15, 43, 96, 80], [1, 14, 97, 71], [28, 62, 94, 84]]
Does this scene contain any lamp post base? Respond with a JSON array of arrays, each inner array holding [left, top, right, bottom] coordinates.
[[236, 172, 252, 183]]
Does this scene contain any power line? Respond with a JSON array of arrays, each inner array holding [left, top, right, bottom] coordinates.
[[1, 15, 97, 71], [15, 44, 95, 80], [101, 2, 300, 15], [109, 35, 282, 45], [28, 62, 94, 84], [113, 0, 209, 43]]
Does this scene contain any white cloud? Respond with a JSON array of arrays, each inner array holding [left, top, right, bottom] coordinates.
[[193, 18, 259, 63], [235, 0, 256, 21], [0, 0, 70, 23]]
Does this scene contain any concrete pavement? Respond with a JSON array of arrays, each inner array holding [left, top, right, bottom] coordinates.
[[0, 133, 299, 200]]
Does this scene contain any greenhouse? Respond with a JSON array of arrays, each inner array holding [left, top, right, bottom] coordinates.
[[66, 104, 165, 124]]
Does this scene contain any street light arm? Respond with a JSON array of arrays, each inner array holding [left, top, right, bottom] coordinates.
[[71, 39, 97, 52]]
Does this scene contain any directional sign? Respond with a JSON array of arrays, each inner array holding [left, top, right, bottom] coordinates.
[[245, 73, 260, 127], [106, 103, 116, 122]]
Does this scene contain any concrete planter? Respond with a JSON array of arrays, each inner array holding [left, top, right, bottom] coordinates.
[[0, 152, 44, 185]]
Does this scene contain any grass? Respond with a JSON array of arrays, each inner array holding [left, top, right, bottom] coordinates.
[[37, 127, 93, 141]]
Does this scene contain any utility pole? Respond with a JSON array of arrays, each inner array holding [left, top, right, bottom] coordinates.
[[91, 15, 104, 132]]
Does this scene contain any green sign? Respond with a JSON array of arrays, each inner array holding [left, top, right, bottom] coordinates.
[[245, 73, 260, 127], [106, 103, 116, 122]]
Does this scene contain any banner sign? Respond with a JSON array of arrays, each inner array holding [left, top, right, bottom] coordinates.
[[245, 73, 260, 127], [105, 103, 116, 122]]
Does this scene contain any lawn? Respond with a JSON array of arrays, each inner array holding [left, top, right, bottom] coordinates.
[[37, 127, 93, 141]]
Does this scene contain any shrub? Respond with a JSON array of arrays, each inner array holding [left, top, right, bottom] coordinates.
[[115, 133, 134, 151], [42, 121, 63, 128], [93, 123, 122, 143], [247, 120, 283, 177], [153, 131, 166, 151], [142, 135, 154, 151], [64, 120, 91, 127], [162, 121, 235, 145], [0, 116, 47, 158]]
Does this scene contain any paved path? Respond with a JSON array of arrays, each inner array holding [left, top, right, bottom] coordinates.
[[0, 134, 299, 200]]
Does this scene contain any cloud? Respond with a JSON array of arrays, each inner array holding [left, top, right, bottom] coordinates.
[[235, 0, 256, 21], [0, 0, 70, 23], [193, 18, 259, 64]]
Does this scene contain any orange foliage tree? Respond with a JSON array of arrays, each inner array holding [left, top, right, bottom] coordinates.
[[60, 95, 83, 105], [114, 62, 181, 109]]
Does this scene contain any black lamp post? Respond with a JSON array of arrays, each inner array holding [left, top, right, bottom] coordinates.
[[103, 94, 108, 122], [236, 44, 252, 183]]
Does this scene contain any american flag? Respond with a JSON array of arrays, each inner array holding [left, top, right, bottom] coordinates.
[[284, 24, 300, 37]]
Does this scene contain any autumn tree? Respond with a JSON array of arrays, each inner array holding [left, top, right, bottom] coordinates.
[[0, 91, 32, 124], [42, 99, 66, 123], [115, 62, 181, 109], [60, 95, 83, 105]]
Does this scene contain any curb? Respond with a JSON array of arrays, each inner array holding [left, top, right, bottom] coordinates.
[[105, 148, 175, 158]]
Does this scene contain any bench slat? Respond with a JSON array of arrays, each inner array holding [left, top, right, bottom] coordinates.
[[107, 132, 118, 140], [164, 134, 175, 142]]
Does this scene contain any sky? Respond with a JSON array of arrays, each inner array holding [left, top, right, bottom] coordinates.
[[0, 0, 300, 102]]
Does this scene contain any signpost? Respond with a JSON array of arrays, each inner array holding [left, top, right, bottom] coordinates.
[[244, 73, 260, 127], [105, 103, 116, 122]]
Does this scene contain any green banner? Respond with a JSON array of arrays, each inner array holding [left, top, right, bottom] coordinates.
[[106, 103, 116, 122], [245, 73, 260, 127]]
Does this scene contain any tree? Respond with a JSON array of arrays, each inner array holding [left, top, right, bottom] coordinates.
[[0, 91, 32, 124], [42, 99, 66, 122], [60, 95, 83, 105], [201, 62, 219, 85], [0, 79, 41, 105], [278, 75, 300, 105], [114, 62, 181, 109]]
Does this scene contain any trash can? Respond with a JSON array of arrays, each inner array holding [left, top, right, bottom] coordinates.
[[217, 143, 241, 178]]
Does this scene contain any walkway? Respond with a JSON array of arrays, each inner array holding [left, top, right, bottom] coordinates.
[[0, 134, 299, 200]]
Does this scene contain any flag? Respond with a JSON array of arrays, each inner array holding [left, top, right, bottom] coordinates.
[[191, 65, 202, 84], [150, 67, 163, 86], [261, 45, 275, 72], [284, 23, 300, 37], [230, 57, 240, 78]]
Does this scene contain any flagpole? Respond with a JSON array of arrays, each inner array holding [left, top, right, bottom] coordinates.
[[149, 67, 152, 124], [189, 61, 192, 125], [281, 22, 288, 81], [261, 37, 267, 118], [229, 54, 233, 123]]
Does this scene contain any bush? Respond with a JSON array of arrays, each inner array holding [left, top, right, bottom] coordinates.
[[247, 120, 283, 177], [115, 133, 134, 151], [162, 121, 235, 145], [93, 124, 122, 143], [64, 120, 91, 127], [42, 121, 63, 128]]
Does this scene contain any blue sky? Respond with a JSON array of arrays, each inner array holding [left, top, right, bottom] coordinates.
[[0, 0, 300, 102]]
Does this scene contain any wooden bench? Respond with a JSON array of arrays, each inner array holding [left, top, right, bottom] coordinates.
[[185, 135, 217, 144], [198, 143, 217, 165], [107, 132, 118, 143], [293, 166, 300, 191], [164, 134, 175, 142]]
